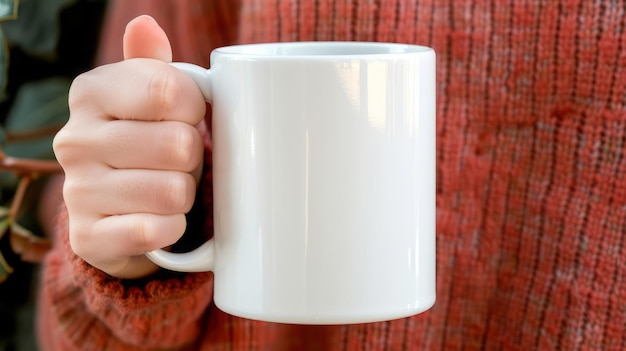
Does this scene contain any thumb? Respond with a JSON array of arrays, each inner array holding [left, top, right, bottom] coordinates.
[[123, 15, 172, 61]]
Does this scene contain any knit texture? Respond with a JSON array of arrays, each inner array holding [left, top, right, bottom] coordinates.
[[38, 0, 626, 350]]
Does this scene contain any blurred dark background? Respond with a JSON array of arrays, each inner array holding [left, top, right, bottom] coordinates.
[[0, 1, 108, 350]]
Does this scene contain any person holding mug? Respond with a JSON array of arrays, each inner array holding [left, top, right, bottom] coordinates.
[[38, 0, 626, 350]]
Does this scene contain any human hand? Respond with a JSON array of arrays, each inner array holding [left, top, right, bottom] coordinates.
[[53, 15, 206, 279]]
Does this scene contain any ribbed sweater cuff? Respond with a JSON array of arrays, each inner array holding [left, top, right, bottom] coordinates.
[[42, 206, 214, 349]]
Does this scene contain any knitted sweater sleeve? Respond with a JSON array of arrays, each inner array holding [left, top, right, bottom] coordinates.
[[38, 212, 213, 350]]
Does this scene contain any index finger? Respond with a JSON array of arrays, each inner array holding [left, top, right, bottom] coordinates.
[[68, 58, 206, 125]]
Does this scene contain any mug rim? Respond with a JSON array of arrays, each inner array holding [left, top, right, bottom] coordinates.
[[212, 41, 433, 59]]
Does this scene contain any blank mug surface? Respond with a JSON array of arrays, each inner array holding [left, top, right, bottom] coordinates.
[[149, 42, 436, 324]]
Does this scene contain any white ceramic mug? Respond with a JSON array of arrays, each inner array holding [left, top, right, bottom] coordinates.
[[145, 42, 436, 324]]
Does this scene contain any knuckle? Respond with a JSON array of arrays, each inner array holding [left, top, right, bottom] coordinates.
[[128, 216, 157, 249], [52, 127, 78, 166], [62, 178, 86, 202], [53, 117, 101, 169], [62, 179, 94, 214], [67, 76, 86, 108], [147, 68, 180, 113], [52, 128, 68, 159], [158, 173, 195, 212], [69, 236, 87, 259], [68, 70, 97, 108], [164, 124, 201, 171], [67, 219, 90, 259], [128, 215, 185, 250]]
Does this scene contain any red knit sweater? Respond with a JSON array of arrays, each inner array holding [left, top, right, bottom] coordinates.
[[38, 0, 626, 350]]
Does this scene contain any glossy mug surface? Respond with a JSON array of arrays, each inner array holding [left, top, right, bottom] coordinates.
[[146, 42, 436, 324]]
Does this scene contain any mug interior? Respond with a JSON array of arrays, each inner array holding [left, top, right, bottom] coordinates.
[[214, 42, 431, 57]]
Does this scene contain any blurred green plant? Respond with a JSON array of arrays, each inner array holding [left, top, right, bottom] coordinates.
[[0, 124, 62, 283], [0, 0, 106, 284]]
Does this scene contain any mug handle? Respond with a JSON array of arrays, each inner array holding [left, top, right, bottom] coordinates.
[[144, 62, 215, 272]]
